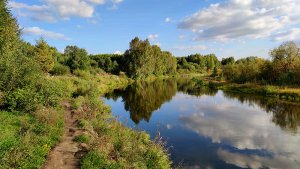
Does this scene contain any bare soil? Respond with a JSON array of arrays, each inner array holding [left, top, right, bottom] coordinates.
[[43, 101, 87, 169]]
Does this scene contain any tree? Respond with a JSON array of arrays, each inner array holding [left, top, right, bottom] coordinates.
[[270, 41, 300, 73], [34, 38, 55, 73], [221, 57, 235, 65], [0, 0, 41, 91], [65, 46, 90, 71], [123, 37, 176, 78], [270, 42, 300, 85], [0, 0, 20, 57]]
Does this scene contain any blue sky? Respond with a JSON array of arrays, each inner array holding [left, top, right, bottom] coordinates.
[[9, 0, 300, 59]]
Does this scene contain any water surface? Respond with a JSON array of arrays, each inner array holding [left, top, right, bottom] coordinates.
[[104, 79, 300, 169]]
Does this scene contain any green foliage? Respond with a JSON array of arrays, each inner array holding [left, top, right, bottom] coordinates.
[[0, 53, 41, 92], [73, 134, 90, 143], [33, 38, 55, 73], [211, 66, 218, 77], [221, 57, 235, 65], [222, 56, 268, 83], [50, 63, 70, 75], [0, 0, 20, 57], [123, 37, 176, 78], [64, 45, 90, 71], [221, 42, 300, 86], [5, 87, 41, 112], [177, 54, 221, 74], [4, 78, 65, 112], [0, 108, 64, 168], [90, 54, 122, 74], [269, 41, 300, 85], [81, 118, 171, 169]]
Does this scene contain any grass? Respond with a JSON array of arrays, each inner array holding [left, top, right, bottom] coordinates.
[[80, 118, 171, 169], [0, 107, 64, 168], [73, 135, 90, 143]]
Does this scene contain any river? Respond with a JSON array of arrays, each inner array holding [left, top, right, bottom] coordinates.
[[104, 79, 300, 169]]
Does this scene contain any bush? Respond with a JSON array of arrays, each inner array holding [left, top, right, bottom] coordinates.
[[262, 85, 277, 95], [35, 78, 66, 107], [73, 69, 91, 79], [50, 63, 70, 75], [5, 87, 41, 112]]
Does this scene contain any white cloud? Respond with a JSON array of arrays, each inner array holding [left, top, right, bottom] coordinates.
[[178, 0, 300, 41], [22, 27, 70, 40], [218, 149, 300, 169], [9, 1, 56, 22], [114, 50, 123, 55], [9, 0, 125, 22], [165, 17, 171, 23], [173, 44, 207, 51], [147, 34, 161, 46], [272, 28, 300, 42], [179, 97, 300, 168], [147, 34, 159, 41], [46, 0, 94, 19]]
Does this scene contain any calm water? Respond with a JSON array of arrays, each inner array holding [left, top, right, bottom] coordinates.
[[104, 79, 300, 169]]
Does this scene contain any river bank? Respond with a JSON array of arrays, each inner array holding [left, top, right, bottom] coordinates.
[[183, 75, 300, 103], [0, 72, 172, 169]]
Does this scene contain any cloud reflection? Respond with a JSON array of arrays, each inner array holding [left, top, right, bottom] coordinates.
[[180, 96, 300, 168]]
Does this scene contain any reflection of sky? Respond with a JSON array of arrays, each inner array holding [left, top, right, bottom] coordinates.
[[104, 91, 300, 169]]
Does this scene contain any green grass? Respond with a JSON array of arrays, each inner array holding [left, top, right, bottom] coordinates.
[[73, 135, 90, 143], [0, 108, 64, 168], [80, 118, 171, 169]]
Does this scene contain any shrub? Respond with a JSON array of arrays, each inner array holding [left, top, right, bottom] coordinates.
[[35, 78, 66, 107], [5, 87, 41, 112], [50, 63, 70, 75], [73, 69, 91, 79]]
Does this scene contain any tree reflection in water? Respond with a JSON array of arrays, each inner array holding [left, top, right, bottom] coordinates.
[[106, 79, 177, 124], [106, 78, 300, 131], [223, 92, 300, 132]]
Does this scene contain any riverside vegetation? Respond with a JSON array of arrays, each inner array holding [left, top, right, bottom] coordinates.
[[1, 0, 300, 168]]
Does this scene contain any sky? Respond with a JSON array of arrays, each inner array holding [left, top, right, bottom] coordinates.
[[8, 0, 300, 59]]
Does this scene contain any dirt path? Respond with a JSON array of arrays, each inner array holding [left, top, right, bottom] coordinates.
[[43, 101, 87, 169]]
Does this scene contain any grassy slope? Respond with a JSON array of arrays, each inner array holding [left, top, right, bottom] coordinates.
[[0, 109, 64, 168]]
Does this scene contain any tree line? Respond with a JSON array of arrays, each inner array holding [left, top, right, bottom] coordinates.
[[2, 0, 300, 113], [221, 42, 300, 85]]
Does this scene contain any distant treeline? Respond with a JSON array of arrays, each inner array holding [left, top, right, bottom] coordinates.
[[7, 35, 299, 87], [221, 42, 300, 85], [1, 0, 299, 86]]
